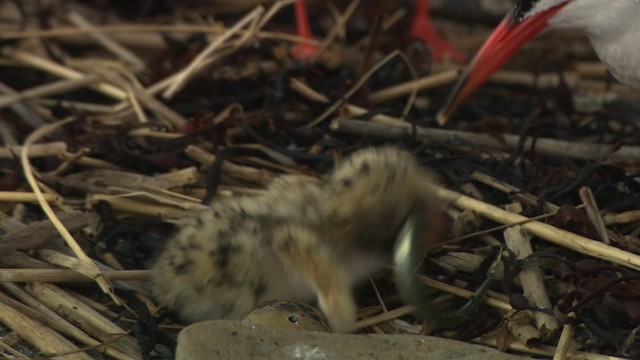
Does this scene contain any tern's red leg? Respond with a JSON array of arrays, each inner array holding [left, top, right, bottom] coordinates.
[[410, 0, 465, 63], [291, 0, 319, 60]]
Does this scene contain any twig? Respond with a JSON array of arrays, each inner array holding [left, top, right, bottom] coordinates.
[[579, 187, 610, 244], [504, 226, 559, 338], [330, 118, 640, 163]]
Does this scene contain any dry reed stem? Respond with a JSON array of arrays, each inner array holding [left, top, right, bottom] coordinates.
[[87, 194, 200, 219], [3, 48, 127, 100], [553, 323, 575, 360], [184, 145, 273, 184], [504, 226, 559, 338], [163, 6, 265, 98], [418, 276, 512, 312], [470, 171, 559, 213], [0, 269, 150, 283], [82, 64, 188, 128], [287, 77, 408, 127], [104, 188, 207, 210], [0, 191, 59, 203], [67, 10, 145, 72], [0, 211, 88, 253], [434, 185, 640, 271], [355, 305, 415, 330], [368, 70, 459, 103], [59, 151, 125, 170], [1, 283, 137, 360], [0, 141, 67, 158], [579, 187, 610, 244], [330, 118, 640, 163], [0, 298, 91, 360], [27, 283, 141, 359], [431, 252, 509, 283], [0, 77, 99, 109], [19, 118, 120, 305], [306, 49, 413, 127], [603, 210, 640, 225], [316, 0, 360, 55]]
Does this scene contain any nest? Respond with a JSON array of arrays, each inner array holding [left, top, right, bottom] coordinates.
[[1, 0, 640, 359]]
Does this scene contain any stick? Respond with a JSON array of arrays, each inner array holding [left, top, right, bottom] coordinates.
[[330, 118, 640, 163]]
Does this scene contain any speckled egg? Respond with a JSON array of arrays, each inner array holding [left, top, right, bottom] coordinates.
[[244, 300, 330, 332]]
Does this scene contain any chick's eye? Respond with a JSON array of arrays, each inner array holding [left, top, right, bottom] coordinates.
[[341, 178, 353, 188]]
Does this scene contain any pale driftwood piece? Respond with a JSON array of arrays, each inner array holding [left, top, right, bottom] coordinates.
[[67, 10, 145, 72], [470, 171, 559, 213], [0, 141, 67, 158], [504, 226, 559, 339], [579, 187, 610, 244], [26, 283, 142, 359], [437, 185, 640, 270], [0, 191, 59, 203], [1, 283, 138, 360], [3, 48, 127, 100], [0, 297, 92, 360], [184, 145, 273, 184], [330, 118, 640, 163], [0, 211, 88, 253]]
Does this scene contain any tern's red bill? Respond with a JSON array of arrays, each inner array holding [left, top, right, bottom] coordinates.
[[436, 1, 570, 125]]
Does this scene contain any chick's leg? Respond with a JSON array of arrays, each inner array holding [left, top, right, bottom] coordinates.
[[272, 224, 356, 333]]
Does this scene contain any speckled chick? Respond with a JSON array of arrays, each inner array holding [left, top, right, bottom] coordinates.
[[150, 146, 440, 333]]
